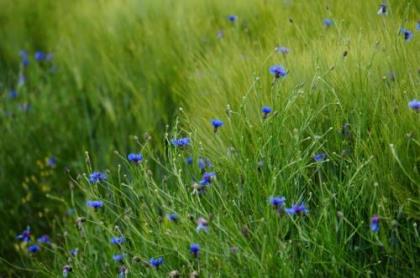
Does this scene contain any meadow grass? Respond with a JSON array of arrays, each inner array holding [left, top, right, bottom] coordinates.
[[0, 0, 419, 276]]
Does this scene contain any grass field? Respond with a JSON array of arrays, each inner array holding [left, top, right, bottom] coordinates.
[[0, 0, 419, 276]]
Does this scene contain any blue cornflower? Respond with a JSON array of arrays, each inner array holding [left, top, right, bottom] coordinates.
[[190, 243, 200, 257], [400, 28, 413, 41], [269, 196, 286, 208], [370, 215, 380, 232], [127, 153, 143, 164], [37, 235, 50, 244], [70, 248, 78, 256], [19, 50, 29, 67], [313, 153, 327, 162], [185, 156, 193, 165], [9, 90, 18, 99], [86, 200, 104, 209], [417, 21, 420, 31], [47, 156, 57, 168], [111, 236, 126, 245], [198, 158, 212, 170], [63, 265, 72, 277], [18, 73, 25, 87], [166, 213, 178, 222], [28, 244, 41, 253], [323, 18, 333, 27], [227, 15, 238, 23], [196, 217, 209, 233], [16, 226, 31, 242], [408, 99, 420, 112], [199, 172, 216, 186], [89, 171, 107, 184], [171, 137, 191, 147], [113, 254, 125, 262], [276, 46, 289, 54], [285, 203, 309, 216], [149, 256, 164, 268], [269, 65, 287, 78], [211, 119, 224, 132], [262, 106, 272, 118], [34, 51, 46, 61], [377, 4, 387, 16]]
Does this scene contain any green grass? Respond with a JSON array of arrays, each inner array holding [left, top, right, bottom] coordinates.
[[0, 0, 419, 276]]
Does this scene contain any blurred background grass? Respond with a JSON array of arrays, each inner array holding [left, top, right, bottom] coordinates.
[[0, 0, 419, 276]]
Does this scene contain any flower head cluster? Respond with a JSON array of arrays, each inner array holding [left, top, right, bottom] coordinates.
[[262, 106, 272, 119], [89, 171, 107, 184], [86, 200, 104, 209], [127, 153, 143, 164], [227, 15, 238, 23], [149, 256, 164, 268], [269, 65, 287, 78], [111, 236, 126, 245], [16, 226, 31, 242], [113, 254, 125, 262], [269, 196, 286, 208], [211, 119, 224, 132], [196, 217, 209, 233], [408, 99, 420, 112], [370, 215, 380, 232], [400, 28, 413, 41], [28, 244, 41, 253], [275, 46, 289, 54], [323, 18, 333, 27], [313, 153, 327, 162], [171, 137, 190, 147], [190, 243, 200, 257], [285, 203, 309, 216], [199, 172, 216, 186], [377, 4, 387, 16]]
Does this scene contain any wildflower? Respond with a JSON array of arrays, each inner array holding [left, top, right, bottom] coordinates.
[[185, 156, 193, 165], [63, 265, 72, 278], [198, 157, 212, 170], [86, 200, 104, 209], [275, 46, 289, 54], [34, 51, 46, 62], [47, 156, 57, 168], [9, 90, 18, 99], [19, 50, 29, 67], [89, 171, 107, 184], [119, 266, 128, 278], [417, 21, 420, 31], [113, 254, 125, 262], [269, 65, 287, 78], [166, 213, 178, 222], [269, 196, 286, 208], [408, 99, 420, 112], [18, 73, 25, 87], [370, 215, 380, 232], [17, 226, 31, 242], [127, 153, 143, 164], [323, 18, 333, 27], [227, 15, 238, 23], [211, 119, 224, 132], [171, 137, 191, 147], [285, 203, 309, 216], [313, 153, 326, 162], [111, 236, 126, 245], [70, 248, 78, 256], [199, 172, 216, 186], [196, 217, 209, 233], [28, 244, 41, 253], [190, 243, 200, 257], [149, 256, 164, 268], [37, 235, 50, 244], [262, 106, 272, 119], [400, 28, 413, 41], [377, 3, 387, 15]]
